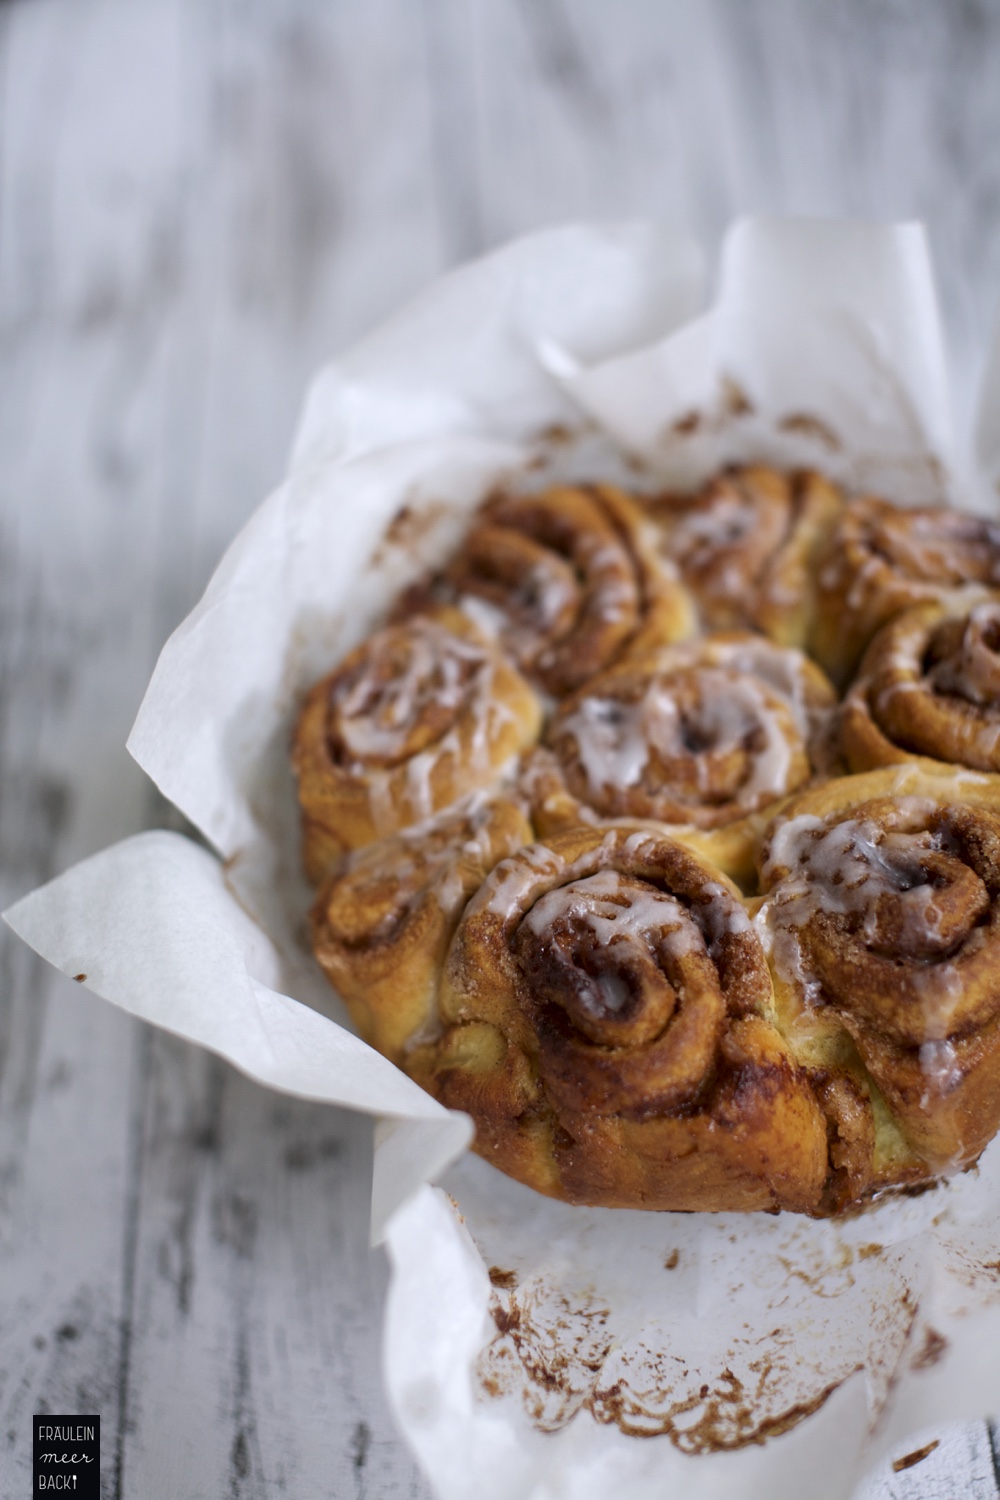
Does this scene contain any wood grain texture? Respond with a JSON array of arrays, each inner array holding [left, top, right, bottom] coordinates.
[[1, 0, 999, 1496]]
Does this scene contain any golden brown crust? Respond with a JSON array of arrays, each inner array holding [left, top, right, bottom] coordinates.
[[413, 824, 828, 1212], [310, 796, 533, 1063], [811, 497, 1000, 687], [649, 467, 843, 647], [292, 608, 541, 880], [393, 483, 696, 695], [756, 765, 1000, 1175], [841, 599, 1000, 774]]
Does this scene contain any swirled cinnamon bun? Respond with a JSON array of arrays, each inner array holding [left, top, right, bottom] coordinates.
[[409, 824, 828, 1212], [523, 633, 837, 889], [811, 497, 1000, 687], [311, 795, 532, 1062], [841, 600, 1000, 774], [292, 609, 541, 880], [394, 483, 695, 696], [756, 766, 1000, 1196], [295, 464, 1000, 1215], [649, 466, 843, 647]]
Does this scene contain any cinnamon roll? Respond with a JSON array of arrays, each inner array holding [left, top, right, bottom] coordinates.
[[523, 633, 837, 888], [841, 599, 1000, 774], [756, 766, 1000, 1194], [649, 466, 843, 647], [394, 483, 695, 696], [410, 824, 828, 1212], [294, 464, 1000, 1215], [311, 795, 532, 1062], [811, 497, 1000, 687], [292, 609, 541, 880]]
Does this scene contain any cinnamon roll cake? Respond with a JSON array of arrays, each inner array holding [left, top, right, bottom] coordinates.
[[292, 472, 1000, 1215]]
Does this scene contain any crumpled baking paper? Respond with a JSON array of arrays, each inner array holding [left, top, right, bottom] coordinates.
[[7, 218, 1000, 1500]]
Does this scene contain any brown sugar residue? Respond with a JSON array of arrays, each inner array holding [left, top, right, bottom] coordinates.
[[533, 423, 578, 448], [777, 412, 841, 450], [720, 377, 754, 417], [477, 1281, 866, 1452], [671, 411, 702, 436], [478, 1283, 613, 1431], [910, 1326, 948, 1370], [371, 499, 449, 564], [488, 1266, 519, 1290], [593, 1361, 855, 1453], [892, 1439, 940, 1472], [775, 1253, 855, 1297]]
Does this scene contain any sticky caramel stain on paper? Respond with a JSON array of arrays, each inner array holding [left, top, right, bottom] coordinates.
[[372, 499, 450, 564], [777, 412, 842, 449], [476, 1282, 865, 1452], [488, 1266, 519, 1290], [474, 1233, 933, 1455], [523, 421, 597, 473], [593, 1363, 853, 1452], [910, 1326, 948, 1370], [670, 411, 702, 436], [478, 1286, 613, 1433], [720, 376, 754, 418]]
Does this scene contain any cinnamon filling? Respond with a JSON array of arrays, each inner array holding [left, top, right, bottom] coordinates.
[[326, 620, 486, 768], [510, 868, 726, 1115]]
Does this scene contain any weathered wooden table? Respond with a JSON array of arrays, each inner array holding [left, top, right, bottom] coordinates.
[[2, 2, 1000, 1495]]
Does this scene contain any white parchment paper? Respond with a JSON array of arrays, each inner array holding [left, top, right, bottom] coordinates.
[[7, 218, 1000, 1499]]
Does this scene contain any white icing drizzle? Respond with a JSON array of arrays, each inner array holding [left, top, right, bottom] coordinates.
[[762, 804, 938, 919], [333, 619, 493, 765], [701, 882, 752, 937], [581, 541, 637, 624], [874, 511, 1000, 584], [349, 790, 512, 923], [918, 1039, 962, 1102], [561, 669, 795, 808], [524, 558, 578, 632], [761, 800, 975, 1022], [560, 693, 660, 791], [481, 843, 564, 920], [457, 593, 508, 640], [523, 869, 701, 963], [405, 749, 438, 823], [845, 552, 884, 610], [366, 769, 396, 836], [432, 814, 498, 915], [674, 491, 755, 549], [708, 639, 813, 736]]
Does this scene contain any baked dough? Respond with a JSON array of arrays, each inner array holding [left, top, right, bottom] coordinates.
[[293, 473, 1000, 1215]]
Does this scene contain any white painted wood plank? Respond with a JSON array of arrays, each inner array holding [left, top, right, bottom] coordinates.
[[855, 1421, 1000, 1500], [122, 1040, 424, 1499]]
